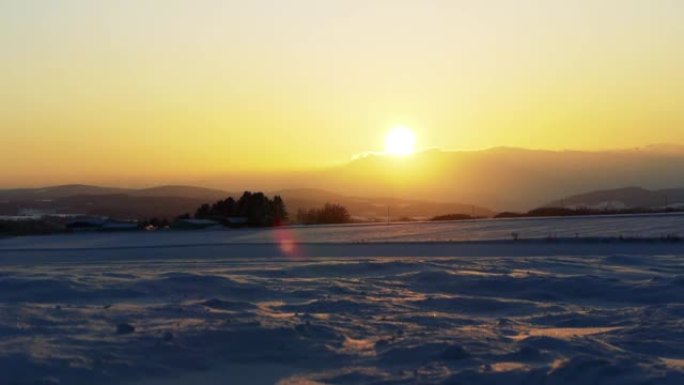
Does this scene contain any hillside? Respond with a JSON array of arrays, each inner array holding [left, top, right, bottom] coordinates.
[[275, 188, 492, 219], [0, 184, 231, 201], [545, 187, 684, 209], [5, 146, 684, 212], [290, 147, 684, 210], [0, 185, 128, 200], [0, 185, 491, 220]]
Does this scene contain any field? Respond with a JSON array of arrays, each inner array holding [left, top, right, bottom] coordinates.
[[1, 215, 683, 384]]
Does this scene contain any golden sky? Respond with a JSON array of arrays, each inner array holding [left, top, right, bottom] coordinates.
[[1, 0, 683, 186]]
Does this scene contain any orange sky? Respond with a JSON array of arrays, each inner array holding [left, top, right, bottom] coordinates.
[[1, 1, 683, 187]]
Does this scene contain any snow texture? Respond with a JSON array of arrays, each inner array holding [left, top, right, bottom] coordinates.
[[0, 215, 683, 384]]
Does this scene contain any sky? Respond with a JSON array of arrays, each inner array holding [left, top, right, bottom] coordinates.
[[1, 0, 683, 187]]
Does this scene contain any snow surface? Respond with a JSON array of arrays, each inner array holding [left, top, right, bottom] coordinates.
[[1, 215, 683, 384], [2, 212, 684, 251]]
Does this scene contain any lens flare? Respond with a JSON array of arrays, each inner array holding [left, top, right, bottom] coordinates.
[[273, 227, 300, 258]]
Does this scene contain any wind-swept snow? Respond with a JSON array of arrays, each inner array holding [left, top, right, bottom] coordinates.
[[0, 215, 683, 384]]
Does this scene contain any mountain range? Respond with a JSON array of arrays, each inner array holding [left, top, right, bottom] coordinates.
[[546, 187, 684, 210], [251, 145, 684, 211], [0, 185, 492, 220], [3, 145, 684, 217]]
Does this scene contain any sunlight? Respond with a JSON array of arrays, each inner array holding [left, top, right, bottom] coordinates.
[[384, 126, 416, 156]]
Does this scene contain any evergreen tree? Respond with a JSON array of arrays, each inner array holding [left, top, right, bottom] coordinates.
[[192, 191, 288, 227], [195, 204, 211, 219], [296, 203, 350, 224]]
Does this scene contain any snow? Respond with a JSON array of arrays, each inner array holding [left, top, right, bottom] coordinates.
[[0, 214, 683, 384], [2, 212, 684, 251]]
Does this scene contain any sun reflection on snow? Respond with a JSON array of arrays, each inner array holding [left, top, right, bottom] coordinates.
[[510, 326, 622, 341], [488, 362, 529, 372]]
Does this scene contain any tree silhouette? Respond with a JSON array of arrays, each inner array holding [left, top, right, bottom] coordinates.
[[297, 203, 350, 224], [193, 191, 288, 227]]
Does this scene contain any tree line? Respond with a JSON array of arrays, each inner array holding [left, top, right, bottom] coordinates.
[[194, 191, 288, 227], [495, 206, 684, 219], [296, 203, 351, 225]]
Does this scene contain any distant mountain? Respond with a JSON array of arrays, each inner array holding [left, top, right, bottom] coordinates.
[[0, 185, 491, 220], [130, 185, 231, 200], [0, 185, 231, 219], [46, 194, 211, 220], [275, 188, 492, 219], [545, 187, 684, 209], [0, 184, 127, 201], [6, 144, 684, 215], [620, 143, 684, 155], [281, 146, 684, 210], [0, 184, 232, 201]]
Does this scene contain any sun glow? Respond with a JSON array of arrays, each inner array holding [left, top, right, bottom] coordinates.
[[384, 127, 416, 156]]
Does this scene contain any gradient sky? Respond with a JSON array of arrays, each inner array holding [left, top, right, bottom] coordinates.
[[1, 0, 683, 186]]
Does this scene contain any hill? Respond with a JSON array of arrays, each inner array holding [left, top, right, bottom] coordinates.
[[0, 184, 128, 200], [5, 145, 684, 212], [0, 186, 491, 220], [545, 187, 684, 209], [131, 185, 231, 200], [289, 147, 684, 210], [275, 188, 492, 220], [0, 184, 231, 201]]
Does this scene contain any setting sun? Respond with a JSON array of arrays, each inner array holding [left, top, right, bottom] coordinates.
[[2, 3, 684, 384], [384, 127, 416, 156]]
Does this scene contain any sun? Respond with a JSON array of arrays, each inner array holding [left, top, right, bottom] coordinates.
[[384, 126, 416, 156]]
